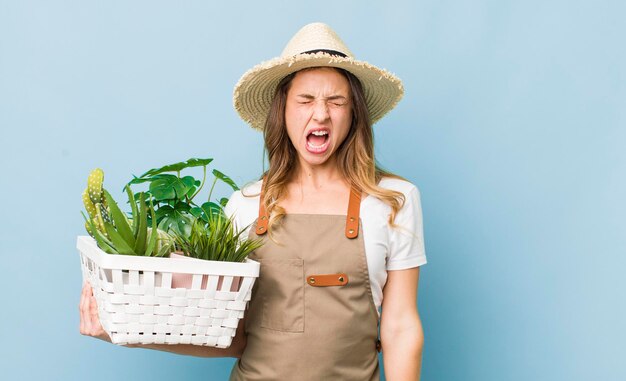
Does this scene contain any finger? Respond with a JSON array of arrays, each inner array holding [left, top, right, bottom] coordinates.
[[89, 295, 104, 334], [83, 287, 93, 334], [79, 283, 88, 334], [80, 282, 87, 313], [89, 295, 99, 321]]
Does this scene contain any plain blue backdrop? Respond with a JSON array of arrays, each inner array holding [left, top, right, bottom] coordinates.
[[0, 1, 624, 380]]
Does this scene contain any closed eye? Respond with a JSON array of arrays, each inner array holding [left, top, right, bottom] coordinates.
[[327, 96, 348, 107]]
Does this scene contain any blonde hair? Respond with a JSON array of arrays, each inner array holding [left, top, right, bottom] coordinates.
[[242, 67, 409, 244]]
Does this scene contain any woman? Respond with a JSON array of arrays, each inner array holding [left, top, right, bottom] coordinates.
[[79, 22, 427, 380]]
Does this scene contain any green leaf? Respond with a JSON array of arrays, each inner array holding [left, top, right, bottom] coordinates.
[[212, 169, 239, 191], [133, 193, 148, 254], [132, 191, 151, 201], [125, 185, 139, 236], [155, 201, 194, 237], [181, 176, 199, 199], [103, 189, 135, 248], [126, 176, 153, 187], [92, 228, 117, 254], [144, 200, 158, 257], [189, 207, 204, 219], [155, 243, 172, 257], [82, 212, 116, 254], [103, 221, 136, 255], [200, 201, 222, 221], [155, 203, 173, 214], [181, 176, 196, 187], [138, 161, 187, 178], [149, 174, 191, 201], [138, 157, 214, 178], [185, 157, 214, 168], [219, 197, 229, 208], [173, 201, 191, 212], [155, 205, 174, 222], [186, 185, 197, 198]]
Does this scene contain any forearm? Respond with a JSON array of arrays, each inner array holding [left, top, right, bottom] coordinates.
[[381, 327, 424, 381]]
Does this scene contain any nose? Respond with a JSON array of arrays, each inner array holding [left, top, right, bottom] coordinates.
[[312, 100, 330, 123]]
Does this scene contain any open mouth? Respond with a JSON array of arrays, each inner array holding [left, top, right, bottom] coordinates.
[[306, 130, 330, 153]]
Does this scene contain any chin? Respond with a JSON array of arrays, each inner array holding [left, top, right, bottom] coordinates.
[[299, 152, 333, 167]]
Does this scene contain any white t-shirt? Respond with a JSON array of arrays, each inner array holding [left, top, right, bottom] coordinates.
[[223, 177, 427, 318]]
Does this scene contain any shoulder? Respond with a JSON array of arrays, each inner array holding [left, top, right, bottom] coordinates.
[[361, 176, 423, 235], [241, 178, 263, 196], [379, 177, 422, 221], [360, 176, 423, 231], [377, 176, 420, 197], [227, 179, 262, 204], [364, 176, 421, 210], [223, 179, 262, 226]]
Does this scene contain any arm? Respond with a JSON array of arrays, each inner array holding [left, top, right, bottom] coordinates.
[[79, 281, 247, 358], [380, 267, 424, 381]]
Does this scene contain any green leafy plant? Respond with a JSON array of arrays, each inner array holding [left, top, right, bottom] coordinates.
[[81, 168, 174, 257], [174, 213, 264, 263], [126, 158, 239, 239]]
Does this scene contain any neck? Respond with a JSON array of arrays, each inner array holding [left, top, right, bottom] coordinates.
[[292, 157, 347, 190]]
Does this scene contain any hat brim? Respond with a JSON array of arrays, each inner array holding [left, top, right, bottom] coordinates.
[[233, 51, 404, 131]]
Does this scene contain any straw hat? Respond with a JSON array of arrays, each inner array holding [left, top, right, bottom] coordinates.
[[233, 22, 404, 131]]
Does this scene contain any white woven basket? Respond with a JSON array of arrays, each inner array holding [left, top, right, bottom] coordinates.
[[76, 235, 260, 348]]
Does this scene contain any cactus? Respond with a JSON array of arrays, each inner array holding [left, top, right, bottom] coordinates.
[[94, 203, 109, 237], [83, 169, 112, 239], [87, 168, 104, 204], [82, 189, 96, 218]]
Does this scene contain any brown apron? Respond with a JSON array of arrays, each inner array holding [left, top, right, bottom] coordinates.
[[229, 180, 382, 380]]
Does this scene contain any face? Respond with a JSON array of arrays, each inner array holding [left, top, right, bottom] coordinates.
[[284, 67, 353, 169]]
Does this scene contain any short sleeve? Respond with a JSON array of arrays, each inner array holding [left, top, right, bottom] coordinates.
[[223, 189, 258, 245], [224, 190, 244, 240], [386, 185, 427, 270]]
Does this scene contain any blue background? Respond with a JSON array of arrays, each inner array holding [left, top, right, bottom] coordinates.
[[0, 1, 624, 380]]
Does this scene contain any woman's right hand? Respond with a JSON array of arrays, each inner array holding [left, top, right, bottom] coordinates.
[[79, 281, 112, 343]]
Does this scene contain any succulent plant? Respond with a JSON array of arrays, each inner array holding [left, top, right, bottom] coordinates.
[[82, 168, 174, 257]]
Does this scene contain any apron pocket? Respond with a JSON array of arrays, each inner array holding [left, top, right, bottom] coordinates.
[[259, 258, 304, 332]]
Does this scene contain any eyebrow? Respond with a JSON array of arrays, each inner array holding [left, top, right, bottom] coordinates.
[[296, 94, 348, 101]]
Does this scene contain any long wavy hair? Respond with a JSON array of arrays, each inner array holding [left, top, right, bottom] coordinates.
[[242, 66, 409, 243]]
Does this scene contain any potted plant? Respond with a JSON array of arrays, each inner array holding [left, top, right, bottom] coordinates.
[[77, 162, 262, 348], [123, 157, 262, 289], [170, 214, 263, 290]]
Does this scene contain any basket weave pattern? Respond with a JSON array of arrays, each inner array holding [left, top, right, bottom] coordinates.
[[77, 236, 259, 348]]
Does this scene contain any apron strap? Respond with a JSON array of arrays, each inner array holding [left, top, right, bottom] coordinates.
[[255, 175, 362, 239], [255, 175, 270, 235], [345, 186, 361, 239]]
